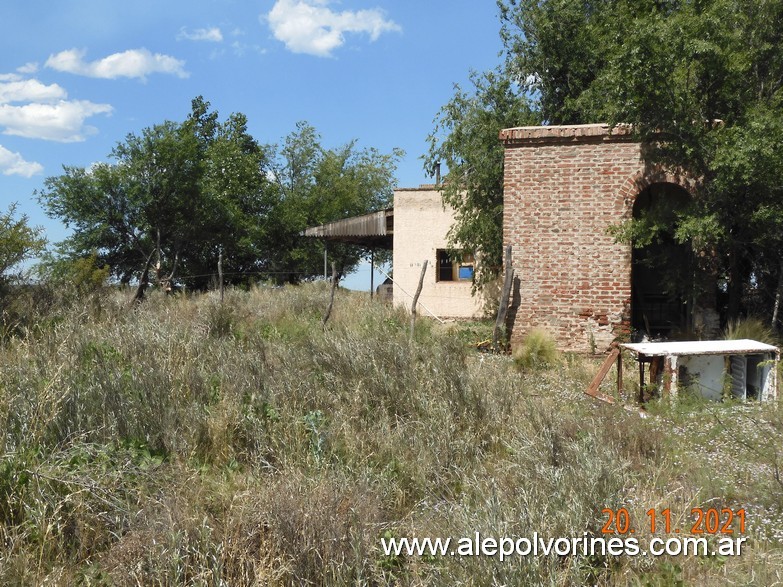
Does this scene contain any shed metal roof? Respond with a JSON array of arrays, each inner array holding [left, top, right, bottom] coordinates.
[[302, 209, 393, 248]]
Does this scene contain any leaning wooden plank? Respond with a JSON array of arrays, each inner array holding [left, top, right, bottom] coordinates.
[[585, 347, 620, 399]]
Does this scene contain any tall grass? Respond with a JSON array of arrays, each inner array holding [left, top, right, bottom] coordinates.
[[723, 316, 780, 345], [1, 284, 782, 585]]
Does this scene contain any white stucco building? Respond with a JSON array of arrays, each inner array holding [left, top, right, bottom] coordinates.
[[392, 186, 483, 319], [304, 185, 483, 320]]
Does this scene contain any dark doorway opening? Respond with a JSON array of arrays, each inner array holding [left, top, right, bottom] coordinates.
[[631, 183, 693, 338]]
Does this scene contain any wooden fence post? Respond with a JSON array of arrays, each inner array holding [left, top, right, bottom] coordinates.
[[493, 245, 514, 351], [322, 262, 338, 329], [218, 246, 224, 303], [410, 260, 428, 343]]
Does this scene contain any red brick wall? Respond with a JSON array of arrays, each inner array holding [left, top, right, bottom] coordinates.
[[501, 124, 654, 353]]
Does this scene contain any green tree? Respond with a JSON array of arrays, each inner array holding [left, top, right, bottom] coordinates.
[[268, 122, 402, 283], [39, 97, 275, 296], [185, 109, 275, 288], [39, 101, 402, 294], [0, 203, 46, 287], [498, 0, 611, 125], [433, 0, 783, 325], [37, 249, 111, 303], [424, 69, 539, 290], [0, 203, 46, 335]]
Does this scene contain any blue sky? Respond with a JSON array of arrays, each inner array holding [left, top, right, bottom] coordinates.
[[1, 1, 505, 289]]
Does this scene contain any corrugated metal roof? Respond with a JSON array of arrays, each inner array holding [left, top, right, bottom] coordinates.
[[622, 339, 779, 357], [302, 209, 393, 248]]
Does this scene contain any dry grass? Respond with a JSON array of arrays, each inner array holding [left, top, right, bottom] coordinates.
[[512, 327, 561, 372], [1, 284, 783, 585]]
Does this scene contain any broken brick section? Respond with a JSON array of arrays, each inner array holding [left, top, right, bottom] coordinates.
[[500, 124, 689, 353]]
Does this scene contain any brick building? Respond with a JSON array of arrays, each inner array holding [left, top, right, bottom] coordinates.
[[500, 123, 708, 353]]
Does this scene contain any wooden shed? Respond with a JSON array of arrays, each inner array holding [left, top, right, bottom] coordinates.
[[621, 339, 779, 401]]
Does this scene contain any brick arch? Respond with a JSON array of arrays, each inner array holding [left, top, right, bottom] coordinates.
[[621, 167, 698, 340], [618, 167, 697, 218]]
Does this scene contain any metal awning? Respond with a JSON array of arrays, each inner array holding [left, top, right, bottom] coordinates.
[[302, 209, 393, 249]]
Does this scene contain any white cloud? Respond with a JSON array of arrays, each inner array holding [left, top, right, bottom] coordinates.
[[0, 78, 67, 104], [17, 62, 39, 75], [0, 70, 113, 147], [0, 144, 43, 177], [266, 0, 400, 57], [0, 100, 113, 142], [178, 27, 223, 42], [45, 48, 189, 80]]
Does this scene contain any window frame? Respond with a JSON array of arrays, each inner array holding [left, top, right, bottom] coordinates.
[[435, 249, 475, 283]]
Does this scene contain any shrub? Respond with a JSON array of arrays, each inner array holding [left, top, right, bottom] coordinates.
[[513, 327, 561, 371]]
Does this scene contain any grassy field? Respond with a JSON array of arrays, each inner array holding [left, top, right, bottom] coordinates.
[[1, 284, 782, 586]]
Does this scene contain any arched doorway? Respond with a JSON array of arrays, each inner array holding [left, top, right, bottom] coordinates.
[[631, 182, 693, 338]]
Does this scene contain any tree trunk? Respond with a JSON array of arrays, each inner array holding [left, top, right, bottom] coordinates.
[[772, 258, 783, 330], [162, 250, 180, 294], [493, 245, 514, 351], [218, 247, 224, 303], [155, 227, 162, 285], [727, 246, 742, 321], [322, 262, 338, 328], [132, 250, 156, 305]]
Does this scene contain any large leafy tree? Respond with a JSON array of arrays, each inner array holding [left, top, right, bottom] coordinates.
[[39, 97, 276, 294], [0, 203, 46, 289], [433, 0, 783, 324], [500, 0, 783, 323], [498, 0, 612, 125], [267, 122, 402, 283], [39, 100, 401, 294], [0, 204, 46, 335], [425, 69, 539, 289], [188, 108, 275, 287]]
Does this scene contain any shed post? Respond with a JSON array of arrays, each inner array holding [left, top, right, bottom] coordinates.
[[664, 355, 678, 398]]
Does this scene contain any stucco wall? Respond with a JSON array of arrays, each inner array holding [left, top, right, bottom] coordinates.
[[501, 124, 647, 352], [393, 187, 483, 319]]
